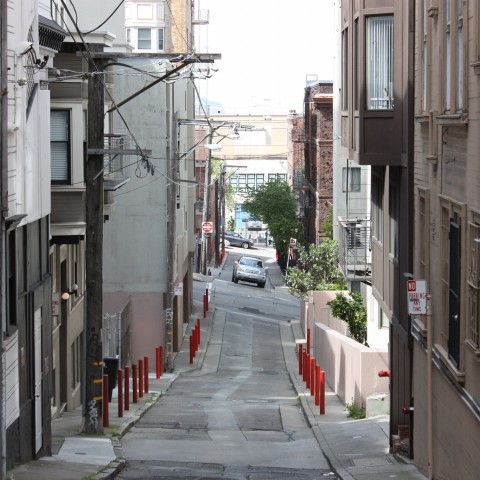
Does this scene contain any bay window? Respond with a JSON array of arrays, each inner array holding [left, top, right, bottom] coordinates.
[[366, 15, 394, 110]]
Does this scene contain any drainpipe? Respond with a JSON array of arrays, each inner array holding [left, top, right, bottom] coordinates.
[[426, 294, 433, 479], [1, 0, 8, 474]]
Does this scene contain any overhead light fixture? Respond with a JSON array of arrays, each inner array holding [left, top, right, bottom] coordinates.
[[61, 284, 79, 300]]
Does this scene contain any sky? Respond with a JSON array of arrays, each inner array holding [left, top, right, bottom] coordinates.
[[196, 0, 336, 115]]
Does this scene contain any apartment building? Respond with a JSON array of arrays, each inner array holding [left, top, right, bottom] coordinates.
[[338, 0, 415, 456], [412, 1, 480, 477], [2, 0, 65, 465]]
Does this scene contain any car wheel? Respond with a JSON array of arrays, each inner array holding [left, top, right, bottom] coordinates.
[[258, 282, 265, 288], [241, 242, 250, 249], [232, 274, 238, 283]]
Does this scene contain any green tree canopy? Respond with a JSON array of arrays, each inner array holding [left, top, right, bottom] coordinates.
[[243, 180, 302, 256], [284, 239, 346, 298]]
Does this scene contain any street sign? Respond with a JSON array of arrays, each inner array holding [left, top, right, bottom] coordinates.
[[174, 282, 183, 296], [289, 237, 297, 247], [202, 221, 213, 234], [407, 279, 427, 315]]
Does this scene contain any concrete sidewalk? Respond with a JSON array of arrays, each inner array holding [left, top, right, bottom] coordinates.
[[8, 251, 427, 480]]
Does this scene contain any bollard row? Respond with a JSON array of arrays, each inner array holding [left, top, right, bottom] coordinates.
[[190, 318, 201, 364], [298, 328, 326, 415], [102, 349, 162, 426]]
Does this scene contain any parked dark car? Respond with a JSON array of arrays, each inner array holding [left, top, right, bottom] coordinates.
[[224, 231, 253, 249], [232, 256, 268, 288]]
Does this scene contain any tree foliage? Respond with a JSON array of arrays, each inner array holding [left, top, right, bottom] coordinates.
[[328, 292, 368, 345], [284, 239, 346, 298], [243, 180, 302, 256]]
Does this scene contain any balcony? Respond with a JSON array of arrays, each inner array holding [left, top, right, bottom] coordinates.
[[338, 217, 371, 281]]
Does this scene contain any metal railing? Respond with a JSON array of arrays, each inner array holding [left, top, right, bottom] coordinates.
[[338, 217, 372, 280], [103, 134, 131, 190]]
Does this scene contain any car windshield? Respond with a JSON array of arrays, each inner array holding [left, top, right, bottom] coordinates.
[[239, 258, 263, 268]]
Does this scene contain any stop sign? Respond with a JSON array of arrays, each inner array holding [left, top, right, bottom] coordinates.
[[202, 221, 213, 234]]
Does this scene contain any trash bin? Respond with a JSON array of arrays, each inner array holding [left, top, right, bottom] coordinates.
[[103, 357, 119, 402]]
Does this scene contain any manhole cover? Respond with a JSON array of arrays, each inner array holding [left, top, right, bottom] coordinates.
[[351, 456, 392, 467]]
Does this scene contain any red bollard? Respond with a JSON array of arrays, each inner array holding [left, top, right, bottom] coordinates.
[[138, 359, 144, 398], [310, 358, 315, 396], [124, 365, 130, 411], [144, 356, 149, 393], [156, 347, 161, 378], [195, 324, 200, 350], [302, 348, 307, 381], [315, 365, 321, 406], [307, 328, 311, 354], [320, 370, 326, 415], [132, 364, 138, 403], [118, 369, 123, 418], [298, 344, 303, 375], [159, 346, 163, 378], [197, 318, 201, 344], [205, 287, 209, 311], [190, 335, 194, 363], [305, 354, 311, 389], [103, 374, 109, 427]]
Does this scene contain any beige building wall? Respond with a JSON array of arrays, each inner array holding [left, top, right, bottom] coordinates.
[[412, 1, 480, 478]]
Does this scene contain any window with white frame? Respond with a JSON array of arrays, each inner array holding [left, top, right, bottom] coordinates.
[[137, 28, 151, 49], [268, 173, 287, 183], [51, 109, 71, 184], [230, 174, 264, 191], [366, 15, 394, 110], [456, 0, 464, 110], [126, 28, 131, 44], [421, 0, 428, 112]]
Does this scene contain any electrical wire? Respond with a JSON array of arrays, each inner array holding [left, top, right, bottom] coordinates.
[[57, 0, 155, 177]]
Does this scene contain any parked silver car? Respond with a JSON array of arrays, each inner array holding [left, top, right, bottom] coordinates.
[[224, 231, 253, 249], [232, 256, 268, 288]]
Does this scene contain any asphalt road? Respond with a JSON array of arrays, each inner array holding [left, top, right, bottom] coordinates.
[[116, 250, 337, 479]]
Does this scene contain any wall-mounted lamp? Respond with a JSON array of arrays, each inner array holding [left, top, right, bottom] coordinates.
[[203, 144, 223, 151], [15, 41, 49, 69], [403, 272, 414, 279], [61, 284, 79, 300]]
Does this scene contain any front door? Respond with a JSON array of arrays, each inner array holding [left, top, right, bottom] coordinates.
[[34, 308, 43, 453]]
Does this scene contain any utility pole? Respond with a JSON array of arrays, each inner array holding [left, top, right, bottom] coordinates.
[[83, 52, 105, 434], [0, 0, 8, 474], [165, 110, 178, 372]]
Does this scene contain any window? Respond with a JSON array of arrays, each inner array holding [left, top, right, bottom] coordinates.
[[467, 217, 480, 350], [158, 28, 164, 51], [230, 174, 264, 191], [268, 173, 286, 183], [366, 16, 394, 110], [421, 0, 428, 112], [126, 28, 131, 44], [342, 167, 361, 192], [456, 0, 464, 110], [444, 0, 451, 110], [418, 188, 430, 281], [51, 109, 71, 184], [341, 28, 348, 110], [137, 28, 151, 50]]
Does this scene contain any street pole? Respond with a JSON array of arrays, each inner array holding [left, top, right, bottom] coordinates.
[[0, 0, 8, 474], [83, 52, 105, 434], [214, 179, 219, 267], [201, 129, 213, 275]]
